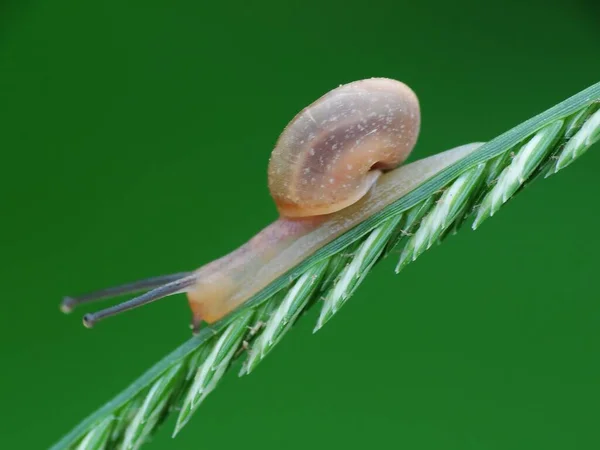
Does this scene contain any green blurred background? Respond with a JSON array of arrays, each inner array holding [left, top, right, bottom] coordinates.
[[1, 0, 600, 448]]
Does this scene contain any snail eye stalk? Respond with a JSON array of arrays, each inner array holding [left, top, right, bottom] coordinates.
[[61, 272, 196, 327]]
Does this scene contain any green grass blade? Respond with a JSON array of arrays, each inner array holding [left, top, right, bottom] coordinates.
[[122, 364, 183, 449], [397, 162, 486, 269], [472, 119, 564, 228], [549, 107, 600, 174], [50, 81, 600, 450], [174, 310, 254, 434], [243, 259, 329, 374], [75, 416, 114, 450], [315, 214, 402, 331]]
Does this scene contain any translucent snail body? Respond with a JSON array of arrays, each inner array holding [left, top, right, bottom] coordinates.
[[61, 78, 480, 332], [185, 143, 480, 327]]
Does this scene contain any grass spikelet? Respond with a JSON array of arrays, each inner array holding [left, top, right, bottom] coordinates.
[[51, 81, 600, 450]]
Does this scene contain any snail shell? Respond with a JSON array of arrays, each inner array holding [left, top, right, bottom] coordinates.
[[268, 78, 421, 218]]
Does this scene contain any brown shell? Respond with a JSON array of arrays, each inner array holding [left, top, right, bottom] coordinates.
[[268, 78, 421, 217]]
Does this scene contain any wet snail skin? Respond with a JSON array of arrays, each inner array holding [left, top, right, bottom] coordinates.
[[62, 77, 480, 333]]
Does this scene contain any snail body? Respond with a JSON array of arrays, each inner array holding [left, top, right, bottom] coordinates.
[[187, 78, 421, 326], [186, 142, 479, 327], [62, 78, 480, 332]]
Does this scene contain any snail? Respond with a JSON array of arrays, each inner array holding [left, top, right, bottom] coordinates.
[[61, 77, 481, 333]]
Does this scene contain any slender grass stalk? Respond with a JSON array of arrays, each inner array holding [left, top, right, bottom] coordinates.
[[51, 82, 600, 450]]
